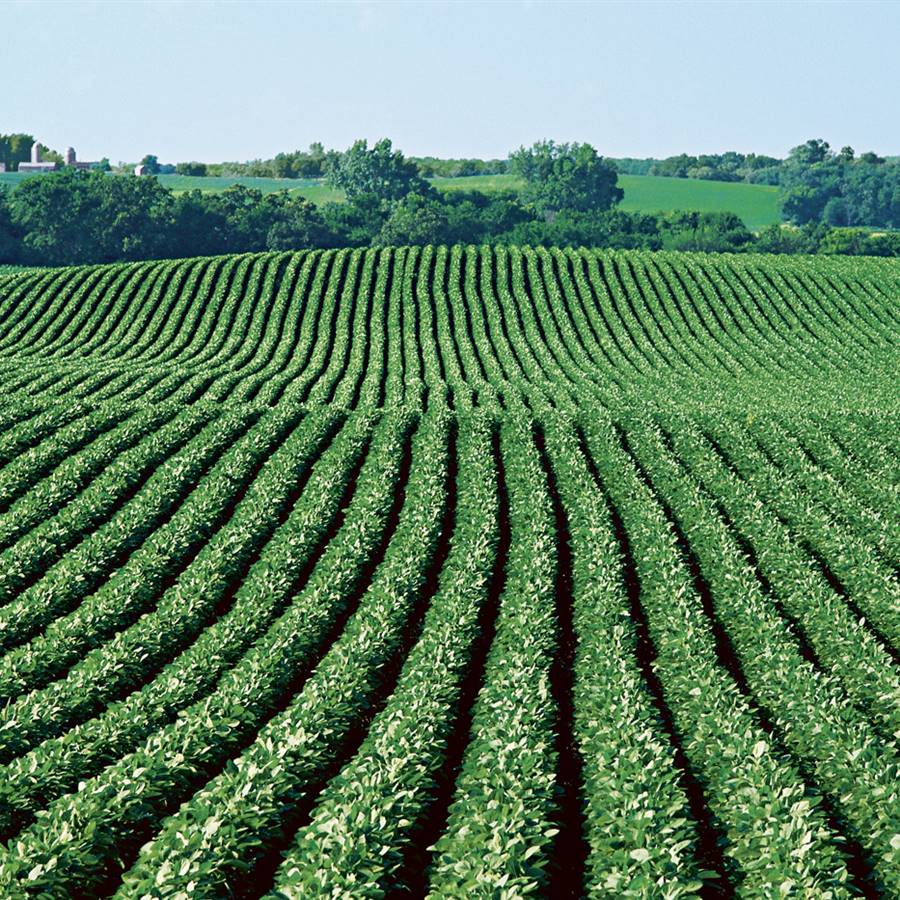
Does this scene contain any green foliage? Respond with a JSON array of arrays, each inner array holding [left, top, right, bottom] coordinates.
[[6, 168, 176, 265], [780, 139, 900, 228], [413, 155, 508, 177], [658, 211, 753, 252], [326, 138, 433, 202], [138, 153, 161, 175], [0, 132, 36, 171], [374, 192, 451, 246], [268, 412, 497, 896], [175, 161, 208, 176], [427, 413, 559, 896], [509, 140, 623, 217]]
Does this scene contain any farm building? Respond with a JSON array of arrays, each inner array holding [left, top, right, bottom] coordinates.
[[17, 142, 101, 173]]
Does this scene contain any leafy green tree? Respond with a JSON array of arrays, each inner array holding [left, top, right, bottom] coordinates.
[[838, 146, 855, 163], [787, 139, 831, 166], [201, 185, 281, 251], [320, 194, 391, 246], [0, 188, 21, 262], [753, 224, 818, 255], [374, 193, 451, 246], [272, 143, 336, 179], [781, 184, 833, 224], [139, 154, 161, 175], [170, 190, 230, 257], [7, 168, 175, 264], [38, 144, 64, 166], [175, 162, 208, 176], [326, 139, 433, 201], [497, 208, 661, 250], [823, 196, 850, 226], [779, 137, 899, 228], [438, 190, 531, 243], [508, 140, 622, 219], [658, 211, 753, 252], [266, 198, 333, 249], [0, 133, 36, 172]]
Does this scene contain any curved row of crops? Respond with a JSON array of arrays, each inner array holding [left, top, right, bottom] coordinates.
[[0, 246, 897, 414], [0, 247, 896, 897]]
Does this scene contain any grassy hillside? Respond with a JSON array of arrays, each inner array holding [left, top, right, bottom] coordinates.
[[0, 170, 782, 229], [618, 174, 780, 229], [440, 172, 782, 230], [0, 247, 896, 895]]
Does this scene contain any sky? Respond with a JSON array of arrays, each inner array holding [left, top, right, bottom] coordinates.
[[3, 0, 899, 165]]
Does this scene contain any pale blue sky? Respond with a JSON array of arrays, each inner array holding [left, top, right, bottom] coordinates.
[[3, 0, 898, 165]]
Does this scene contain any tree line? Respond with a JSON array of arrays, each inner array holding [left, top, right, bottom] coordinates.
[[129, 137, 900, 231], [5, 131, 899, 230], [1, 139, 898, 267]]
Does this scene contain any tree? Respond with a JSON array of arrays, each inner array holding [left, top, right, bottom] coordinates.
[[779, 137, 900, 228], [176, 162, 208, 176], [326, 139, 433, 202], [202, 185, 280, 251], [374, 193, 451, 246], [170, 190, 231, 257], [787, 139, 831, 166], [38, 144, 63, 166], [658, 211, 753, 252], [497, 208, 661, 250], [438, 190, 532, 244], [0, 133, 36, 172], [779, 141, 842, 225], [7, 168, 175, 265], [266, 198, 333, 249], [508, 140, 622, 219], [753, 224, 820, 255], [271, 143, 335, 179], [320, 194, 391, 246], [823, 196, 852, 226], [139, 154, 161, 175], [0, 188, 21, 263]]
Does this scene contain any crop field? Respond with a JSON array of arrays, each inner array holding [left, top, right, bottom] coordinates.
[[0, 246, 897, 897]]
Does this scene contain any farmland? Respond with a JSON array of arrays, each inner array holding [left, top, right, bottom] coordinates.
[[0, 170, 783, 229], [440, 174, 782, 231], [0, 246, 897, 897]]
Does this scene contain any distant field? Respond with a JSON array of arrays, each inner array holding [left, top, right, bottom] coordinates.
[[436, 173, 782, 230], [619, 175, 780, 230], [158, 174, 342, 200], [0, 170, 781, 229]]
